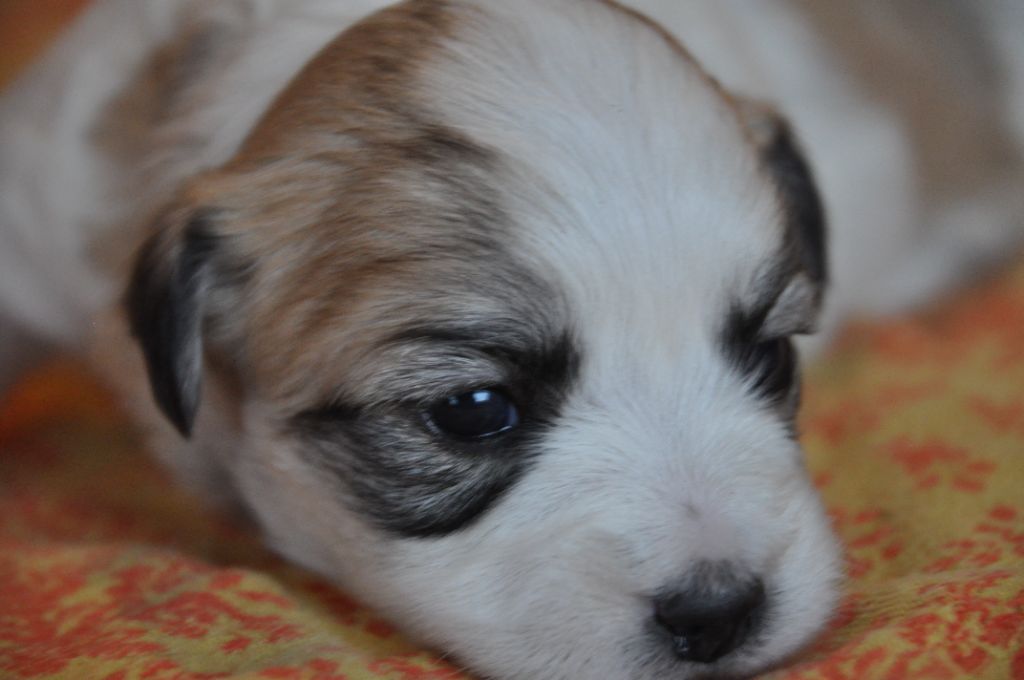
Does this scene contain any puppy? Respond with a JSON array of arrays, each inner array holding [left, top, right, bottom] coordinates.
[[2, 1, 1022, 678]]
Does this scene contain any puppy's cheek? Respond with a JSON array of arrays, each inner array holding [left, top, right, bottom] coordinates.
[[755, 489, 843, 666], [218, 403, 523, 584], [360, 494, 645, 679], [222, 410, 383, 581]]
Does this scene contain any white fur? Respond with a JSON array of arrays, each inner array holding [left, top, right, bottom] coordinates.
[[1, 2, 1021, 679]]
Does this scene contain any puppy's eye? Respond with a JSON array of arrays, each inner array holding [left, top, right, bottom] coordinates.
[[749, 337, 796, 398], [426, 389, 520, 440]]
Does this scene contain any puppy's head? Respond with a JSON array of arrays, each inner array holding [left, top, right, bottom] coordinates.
[[126, 1, 840, 677]]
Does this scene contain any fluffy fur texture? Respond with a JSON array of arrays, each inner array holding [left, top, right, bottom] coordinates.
[[2, 1, 1023, 678]]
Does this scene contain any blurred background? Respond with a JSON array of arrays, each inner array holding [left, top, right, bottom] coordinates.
[[0, 0, 90, 87]]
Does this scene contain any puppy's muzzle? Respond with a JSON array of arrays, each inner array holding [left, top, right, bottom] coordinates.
[[653, 562, 766, 664]]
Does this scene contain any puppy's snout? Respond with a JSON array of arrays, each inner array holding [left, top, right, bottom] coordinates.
[[653, 567, 766, 664]]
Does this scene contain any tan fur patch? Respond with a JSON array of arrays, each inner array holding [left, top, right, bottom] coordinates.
[[136, 1, 542, 405], [235, 0, 456, 163]]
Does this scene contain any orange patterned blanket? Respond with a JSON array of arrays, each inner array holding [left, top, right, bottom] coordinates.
[[1, 3, 1022, 678]]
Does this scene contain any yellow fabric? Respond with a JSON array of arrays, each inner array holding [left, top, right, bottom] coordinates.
[[1, 3, 1022, 678]]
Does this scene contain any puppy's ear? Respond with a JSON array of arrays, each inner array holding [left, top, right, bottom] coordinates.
[[737, 100, 827, 286], [126, 208, 220, 437]]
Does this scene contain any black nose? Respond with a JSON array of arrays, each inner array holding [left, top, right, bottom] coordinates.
[[653, 572, 766, 664]]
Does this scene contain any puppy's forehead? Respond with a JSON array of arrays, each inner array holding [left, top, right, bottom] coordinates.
[[224, 0, 784, 395], [416, 0, 784, 356]]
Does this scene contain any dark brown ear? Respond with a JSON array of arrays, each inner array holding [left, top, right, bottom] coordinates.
[[737, 100, 828, 286], [125, 210, 220, 437]]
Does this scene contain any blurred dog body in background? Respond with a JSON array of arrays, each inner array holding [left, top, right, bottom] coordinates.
[[1, 2, 1022, 678]]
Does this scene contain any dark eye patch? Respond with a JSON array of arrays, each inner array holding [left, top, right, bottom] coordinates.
[[293, 404, 529, 537], [735, 337, 797, 401], [722, 304, 800, 409], [289, 332, 580, 538]]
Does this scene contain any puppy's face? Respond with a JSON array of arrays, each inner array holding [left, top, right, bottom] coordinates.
[[127, 1, 841, 678]]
